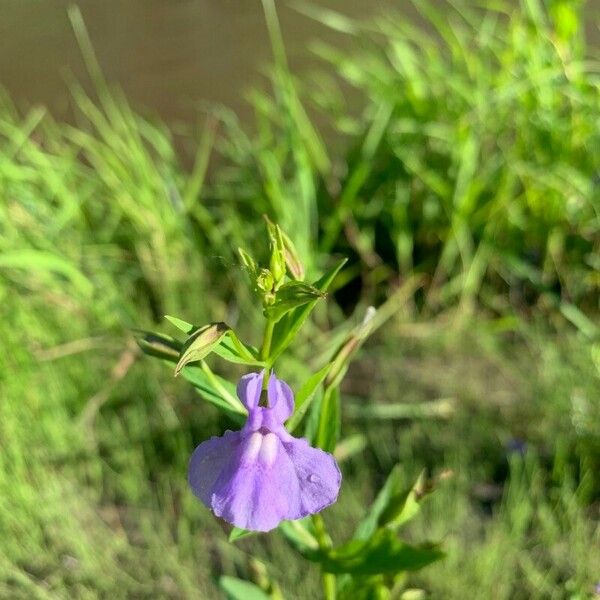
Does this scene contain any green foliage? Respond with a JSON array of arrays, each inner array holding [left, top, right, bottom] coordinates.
[[321, 531, 443, 576], [286, 364, 331, 433], [269, 259, 347, 361], [313, 386, 341, 454], [219, 576, 271, 600], [180, 363, 246, 421], [318, 0, 599, 315], [175, 323, 234, 374], [263, 281, 325, 323], [214, 0, 599, 320], [137, 221, 444, 597]]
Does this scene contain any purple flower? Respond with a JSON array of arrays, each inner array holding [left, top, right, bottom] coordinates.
[[505, 438, 527, 456], [188, 371, 342, 532]]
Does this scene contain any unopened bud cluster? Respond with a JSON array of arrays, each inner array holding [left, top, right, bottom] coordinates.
[[239, 218, 306, 311]]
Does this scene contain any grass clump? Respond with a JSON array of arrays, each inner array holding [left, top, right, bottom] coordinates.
[[215, 0, 599, 318]]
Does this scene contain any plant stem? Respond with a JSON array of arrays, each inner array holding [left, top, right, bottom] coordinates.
[[260, 317, 275, 363], [312, 514, 336, 600]]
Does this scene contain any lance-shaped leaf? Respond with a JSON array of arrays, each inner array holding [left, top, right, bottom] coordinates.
[[266, 218, 286, 285], [277, 518, 322, 561], [136, 330, 181, 361], [314, 386, 341, 453], [164, 314, 194, 334], [175, 322, 231, 375], [354, 468, 436, 542], [270, 258, 347, 361], [137, 328, 246, 419], [238, 247, 258, 281], [213, 332, 263, 365], [169, 319, 262, 370], [322, 529, 444, 575], [264, 216, 305, 280], [228, 526, 258, 542], [264, 281, 324, 323], [285, 363, 331, 432], [325, 307, 376, 389], [181, 362, 246, 421], [324, 275, 424, 389], [353, 465, 403, 541], [377, 471, 428, 531], [219, 576, 271, 600]]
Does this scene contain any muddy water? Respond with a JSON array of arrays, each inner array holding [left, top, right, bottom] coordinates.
[[0, 0, 395, 124], [2, 1, 598, 126]]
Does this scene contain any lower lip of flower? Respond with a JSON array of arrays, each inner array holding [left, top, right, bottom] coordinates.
[[240, 431, 279, 468]]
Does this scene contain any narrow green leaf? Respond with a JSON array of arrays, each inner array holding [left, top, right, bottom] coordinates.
[[292, 2, 360, 34], [264, 281, 324, 323], [560, 302, 599, 339], [277, 519, 321, 561], [175, 322, 231, 375], [213, 332, 263, 366], [180, 363, 245, 421], [286, 363, 331, 432], [219, 576, 271, 600], [238, 247, 258, 280], [354, 469, 434, 541], [167, 316, 262, 366], [270, 258, 347, 361], [164, 314, 195, 334], [353, 465, 403, 541], [377, 471, 427, 530], [137, 331, 245, 419], [228, 527, 257, 542], [135, 330, 181, 361], [315, 386, 340, 453], [325, 277, 423, 391]]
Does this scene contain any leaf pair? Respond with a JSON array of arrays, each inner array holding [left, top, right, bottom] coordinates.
[[323, 471, 444, 597], [321, 529, 443, 575], [136, 328, 247, 420], [269, 258, 347, 362], [273, 472, 443, 580], [264, 280, 324, 323], [165, 316, 263, 374]]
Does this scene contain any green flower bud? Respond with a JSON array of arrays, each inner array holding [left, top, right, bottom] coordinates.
[[266, 220, 286, 287], [238, 247, 258, 279], [256, 268, 275, 294]]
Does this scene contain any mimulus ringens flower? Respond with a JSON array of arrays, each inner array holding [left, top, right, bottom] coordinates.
[[188, 371, 341, 531]]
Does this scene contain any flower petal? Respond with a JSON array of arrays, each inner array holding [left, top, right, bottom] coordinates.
[[210, 432, 301, 531], [268, 373, 294, 421], [282, 437, 342, 518], [237, 371, 264, 410], [188, 430, 243, 507]]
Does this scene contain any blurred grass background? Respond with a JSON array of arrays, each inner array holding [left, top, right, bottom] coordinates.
[[0, 0, 599, 598]]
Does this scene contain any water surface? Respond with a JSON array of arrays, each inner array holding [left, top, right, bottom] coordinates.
[[1, 0, 394, 123]]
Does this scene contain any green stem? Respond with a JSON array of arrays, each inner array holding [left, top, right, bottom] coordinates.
[[260, 318, 275, 363], [312, 514, 335, 600]]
